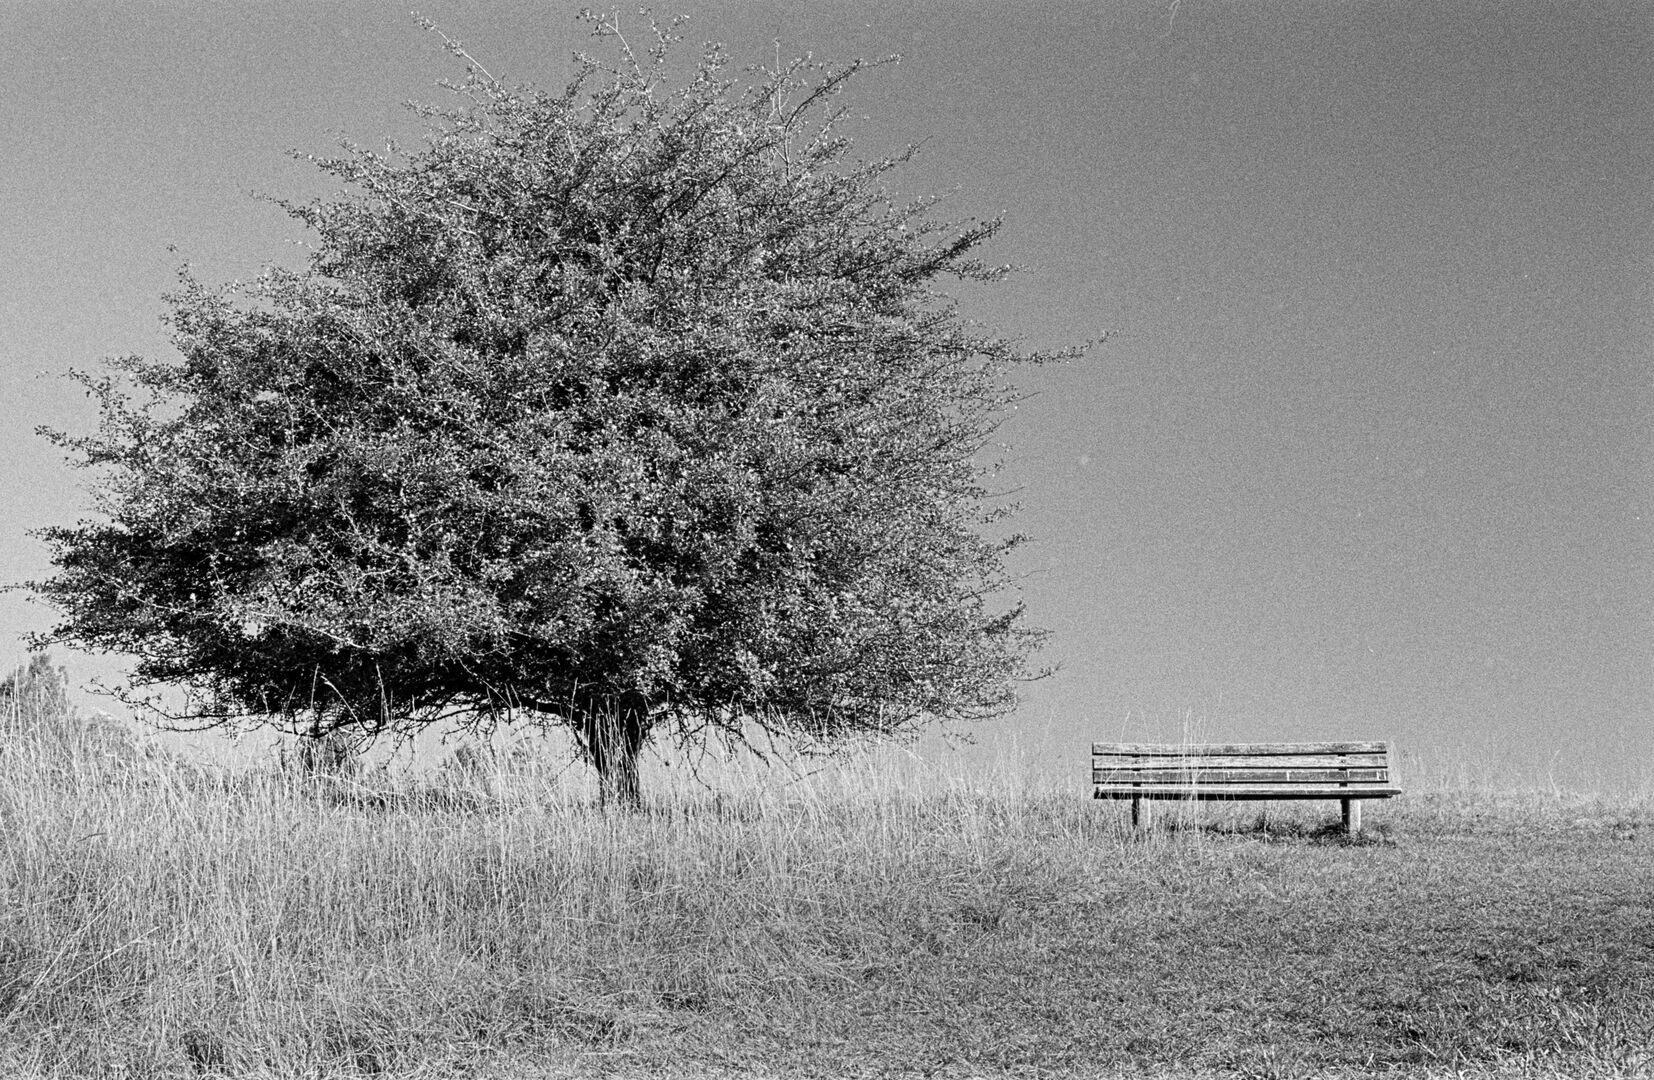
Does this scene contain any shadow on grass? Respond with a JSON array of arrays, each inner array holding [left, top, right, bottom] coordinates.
[[1169, 810, 1401, 847]]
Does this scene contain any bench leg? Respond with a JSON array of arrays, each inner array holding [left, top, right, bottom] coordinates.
[[1342, 798, 1360, 834], [1132, 796, 1152, 831]]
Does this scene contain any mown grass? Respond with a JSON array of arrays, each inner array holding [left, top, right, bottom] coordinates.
[[1, 665, 1651, 1078]]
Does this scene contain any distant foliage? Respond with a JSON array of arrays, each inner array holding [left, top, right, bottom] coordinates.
[[1, 654, 138, 768], [0, 653, 70, 725], [280, 729, 360, 782], [30, 14, 1083, 805]]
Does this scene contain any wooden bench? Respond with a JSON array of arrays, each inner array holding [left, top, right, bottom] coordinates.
[[1092, 741, 1400, 833]]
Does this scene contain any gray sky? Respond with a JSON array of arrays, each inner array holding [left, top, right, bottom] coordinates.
[[2, 0, 1649, 787]]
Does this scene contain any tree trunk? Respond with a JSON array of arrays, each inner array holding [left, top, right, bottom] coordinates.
[[578, 689, 651, 810]]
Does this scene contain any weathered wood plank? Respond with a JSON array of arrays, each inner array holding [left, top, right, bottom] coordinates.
[[1091, 741, 1389, 756], [1092, 768, 1389, 784], [1094, 784, 1402, 800], [1091, 753, 1389, 769]]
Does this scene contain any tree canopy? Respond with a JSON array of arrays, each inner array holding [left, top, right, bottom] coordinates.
[[31, 17, 1082, 805]]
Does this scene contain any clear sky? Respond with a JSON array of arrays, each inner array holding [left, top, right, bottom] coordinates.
[[2, 0, 1649, 787]]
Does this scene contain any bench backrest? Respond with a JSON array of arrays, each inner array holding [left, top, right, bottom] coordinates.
[[1092, 741, 1395, 797]]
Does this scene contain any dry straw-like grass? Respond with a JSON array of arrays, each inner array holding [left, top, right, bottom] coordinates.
[[2, 666, 1651, 1078]]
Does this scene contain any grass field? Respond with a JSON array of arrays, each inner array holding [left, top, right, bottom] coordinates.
[[2, 663, 1651, 1079]]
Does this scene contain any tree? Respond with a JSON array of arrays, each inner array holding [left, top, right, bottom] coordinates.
[[30, 17, 1082, 807]]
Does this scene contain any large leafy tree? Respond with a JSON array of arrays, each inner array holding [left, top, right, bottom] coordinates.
[[31, 19, 1079, 805]]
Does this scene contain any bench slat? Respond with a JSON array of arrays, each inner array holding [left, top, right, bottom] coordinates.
[[1093, 768, 1390, 784], [1092, 753, 1389, 769], [1094, 784, 1403, 800], [1091, 741, 1388, 756]]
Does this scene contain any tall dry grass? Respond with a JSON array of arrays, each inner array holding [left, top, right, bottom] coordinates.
[[0, 662, 1133, 1077], [3, 660, 1649, 1078]]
